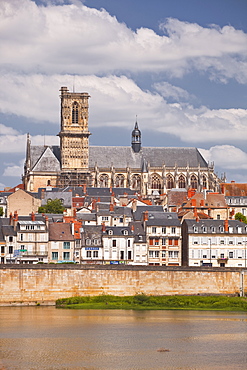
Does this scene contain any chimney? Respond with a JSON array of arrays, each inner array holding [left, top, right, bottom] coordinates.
[[70, 221, 74, 235], [131, 224, 134, 233], [14, 211, 18, 221], [200, 199, 205, 207], [45, 216, 49, 228], [109, 203, 114, 212], [131, 199, 136, 212], [102, 222, 106, 233], [224, 219, 229, 232], [193, 207, 198, 219], [143, 211, 149, 222], [83, 184, 87, 194], [110, 187, 112, 193], [9, 212, 13, 225], [191, 199, 196, 207], [31, 212, 35, 221], [92, 199, 96, 210]]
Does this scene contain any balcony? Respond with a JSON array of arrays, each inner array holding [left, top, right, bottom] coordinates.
[[217, 257, 228, 263]]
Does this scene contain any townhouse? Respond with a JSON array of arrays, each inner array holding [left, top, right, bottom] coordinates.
[[182, 219, 247, 267]]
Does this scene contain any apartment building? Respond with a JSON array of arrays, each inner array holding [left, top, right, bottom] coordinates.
[[182, 219, 247, 267]]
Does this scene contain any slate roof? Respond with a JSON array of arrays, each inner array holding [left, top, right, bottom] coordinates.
[[133, 206, 164, 221], [30, 145, 208, 172], [183, 219, 247, 234], [89, 146, 208, 169], [146, 218, 181, 227]]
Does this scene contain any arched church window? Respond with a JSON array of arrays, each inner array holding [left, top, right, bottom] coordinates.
[[151, 174, 162, 190], [115, 174, 125, 188], [99, 174, 109, 188], [191, 174, 198, 189], [178, 175, 186, 188], [131, 174, 141, 190], [202, 175, 207, 189], [72, 102, 79, 124], [166, 174, 174, 189]]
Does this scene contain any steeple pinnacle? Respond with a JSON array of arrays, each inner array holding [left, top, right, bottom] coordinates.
[[131, 118, 141, 153]]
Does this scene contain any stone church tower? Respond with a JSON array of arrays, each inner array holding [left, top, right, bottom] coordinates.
[[58, 87, 92, 186]]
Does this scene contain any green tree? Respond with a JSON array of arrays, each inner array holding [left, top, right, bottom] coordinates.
[[38, 199, 65, 214], [0, 207, 4, 217], [235, 212, 247, 224]]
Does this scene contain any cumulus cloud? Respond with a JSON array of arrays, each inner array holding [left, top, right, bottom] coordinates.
[[0, 124, 19, 135], [0, 132, 58, 153], [0, 74, 246, 145], [199, 145, 247, 170], [0, 0, 246, 81], [3, 161, 24, 177]]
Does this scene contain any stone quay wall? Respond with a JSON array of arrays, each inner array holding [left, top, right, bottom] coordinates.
[[0, 265, 246, 305]]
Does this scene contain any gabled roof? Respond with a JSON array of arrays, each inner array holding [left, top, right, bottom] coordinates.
[[32, 146, 60, 172]]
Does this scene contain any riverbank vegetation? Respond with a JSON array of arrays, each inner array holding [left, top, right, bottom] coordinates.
[[56, 294, 247, 311]]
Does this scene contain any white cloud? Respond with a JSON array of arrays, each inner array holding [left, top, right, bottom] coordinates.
[[0, 74, 246, 145], [3, 163, 23, 177], [0, 132, 58, 153], [153, 82, 192, 101], [0, 124, 19, 135], [199, 145, 247, 170], [0, 1, 246, 81]]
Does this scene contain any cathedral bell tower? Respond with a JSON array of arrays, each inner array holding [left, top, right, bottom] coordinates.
[[58, 86, 92, 187]]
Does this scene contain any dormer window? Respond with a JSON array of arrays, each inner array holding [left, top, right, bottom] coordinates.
[[108, 230, 113, 235], [193, 226, 198, 233], [123, 230, 128, 235], [202, 226, 206, 233]]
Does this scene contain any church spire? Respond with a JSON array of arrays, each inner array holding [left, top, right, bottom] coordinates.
[[24, 133, 31, 175], [131, 118, 141, 153]]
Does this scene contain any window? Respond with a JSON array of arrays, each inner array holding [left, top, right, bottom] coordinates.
[[108, 230, 113, 235], [162, 250, 166, 258], [178, 175, 186, 188], [20, 234, 23, 241], [1, 246, 5, 253], [9, 236, 13, 242], [93, 251, 98, 258], [102, 216, 109, 221], [128, 251, 132, 260], [99, 174, 109, 188], [194, 227, 198, 233], [72, 101, 79, 124], [155, 239, 159, 246], [9, 246, 13, 254], [112, 239, 116, 247], [168, 251, 178, 258], [115, 174, 125, 187], [152, 227, 157, 233], [220, 239, 225, 245], [161, 238, 166, 246], [220, 253, 224, 258], [127, 239, 131, 247], [63, 252, 70, 260], [131, 175, 141, 190], [229, 251, 233, 258], [123, 230, 128, 235], [149, 251, 154, 258], [162, 227, 166, 234], [86, 251, 92, 258], [166, 174, 174, 189], [217, 214, 220, 220], [190, 175, 198, 189], [52, 252, 58, 260], [154, 251, 159, 258], [120, 251, 124, 260], [151, 174, 162, 190], [63, 242, 70, 249], [171, 227, 176, 234]]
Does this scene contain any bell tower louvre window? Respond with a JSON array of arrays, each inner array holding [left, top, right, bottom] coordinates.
[[72, 102, 79, 124]]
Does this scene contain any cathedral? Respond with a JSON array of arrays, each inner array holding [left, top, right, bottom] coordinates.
[[23, 87, 221, 195]]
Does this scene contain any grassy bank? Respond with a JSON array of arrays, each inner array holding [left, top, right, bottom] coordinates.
[[56, 294, 247, 311]]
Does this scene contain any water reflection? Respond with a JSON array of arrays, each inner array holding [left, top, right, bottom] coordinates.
[[0, 307, 246, 369]]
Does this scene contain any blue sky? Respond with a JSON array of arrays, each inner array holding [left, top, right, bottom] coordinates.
[[0, 0, 247, 189]]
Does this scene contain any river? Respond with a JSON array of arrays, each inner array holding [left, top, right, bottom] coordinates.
[[0, 307, 246, 369]]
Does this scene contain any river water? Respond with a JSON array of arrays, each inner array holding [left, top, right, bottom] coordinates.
[[0, 307, 246, 370]]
